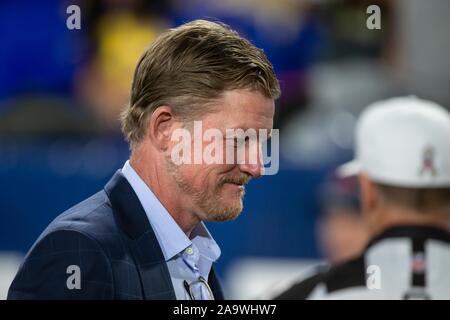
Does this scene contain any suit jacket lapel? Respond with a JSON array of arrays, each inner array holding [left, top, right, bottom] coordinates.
[[105, 171, 176, 300], [208, 267, 225, 300]]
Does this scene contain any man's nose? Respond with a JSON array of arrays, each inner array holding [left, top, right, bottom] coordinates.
[[238, 147, 264, 178], [238, 162, 263, 178]]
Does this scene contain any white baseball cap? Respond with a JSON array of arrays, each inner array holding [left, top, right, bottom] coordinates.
[[337, 96, 450, 187]]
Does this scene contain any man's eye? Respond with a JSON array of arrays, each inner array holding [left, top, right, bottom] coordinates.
[[234, 138, 242, 148], [236, 137, 250, 147], [226, 136, 251, 148]]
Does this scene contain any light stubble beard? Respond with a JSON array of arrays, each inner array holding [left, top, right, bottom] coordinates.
[[165, 156, 250, 222]]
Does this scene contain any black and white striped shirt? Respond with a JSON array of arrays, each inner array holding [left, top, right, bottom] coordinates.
[[276, 225, 450, 300]]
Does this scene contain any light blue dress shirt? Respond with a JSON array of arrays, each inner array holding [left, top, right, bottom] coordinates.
[[121, 160, 221, 299]]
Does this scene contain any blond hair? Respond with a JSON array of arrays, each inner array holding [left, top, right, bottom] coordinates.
[[121, 20, 280, 148]]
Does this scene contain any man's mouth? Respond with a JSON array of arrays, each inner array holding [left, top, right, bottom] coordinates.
[[224, 182, 245, 193]]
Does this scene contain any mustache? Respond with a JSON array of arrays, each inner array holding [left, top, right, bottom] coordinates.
[[219, 174, 251, 186]]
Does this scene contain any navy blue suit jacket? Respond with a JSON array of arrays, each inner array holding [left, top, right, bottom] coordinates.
[[8, 171, 224, 300]]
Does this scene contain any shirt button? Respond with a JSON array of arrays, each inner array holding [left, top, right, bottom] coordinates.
[[185, 247, 194, 255]]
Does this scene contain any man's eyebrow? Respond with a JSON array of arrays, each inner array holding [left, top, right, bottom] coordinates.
[[222, 128, 273, 140], [224, 126, 272, 131]]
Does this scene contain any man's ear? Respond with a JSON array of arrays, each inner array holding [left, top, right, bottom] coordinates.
[[147, 106, 176, 151], [358, 173, 379, 215]]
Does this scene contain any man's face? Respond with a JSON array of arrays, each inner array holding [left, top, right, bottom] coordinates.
[[167, 89, 275, 222]]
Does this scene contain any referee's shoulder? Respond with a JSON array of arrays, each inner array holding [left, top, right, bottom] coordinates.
[[274, 255, 366, 300], [274, 268, 327, 300]]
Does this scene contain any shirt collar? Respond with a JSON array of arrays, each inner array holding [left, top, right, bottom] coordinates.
[[121, 160, 221, 262], [191, 221, 221, 263]]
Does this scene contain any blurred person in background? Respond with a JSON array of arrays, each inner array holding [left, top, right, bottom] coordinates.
[[316, 176, 369, 265], [7, 19, 280, 300], [276, 96, 450, 299]]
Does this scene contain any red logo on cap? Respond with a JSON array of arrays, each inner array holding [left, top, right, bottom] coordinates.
[[419, 145, 437, 177]]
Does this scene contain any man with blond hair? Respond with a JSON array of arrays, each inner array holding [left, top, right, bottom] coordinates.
[[9, 20, 280, 300]]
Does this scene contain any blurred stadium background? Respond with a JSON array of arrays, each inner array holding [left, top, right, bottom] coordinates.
[[1, 0, 449, 299]]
